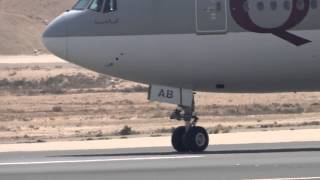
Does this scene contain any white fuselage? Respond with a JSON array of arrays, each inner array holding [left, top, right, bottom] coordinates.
[[44, 29, 320, 92], [42, 0, 320, 93]]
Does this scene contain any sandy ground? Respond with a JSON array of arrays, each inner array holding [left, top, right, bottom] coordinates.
[[1, 129, 320, 152], [1, 55, 320, 145], [0, 0, 76, 54], [0, 55, 66, 64]]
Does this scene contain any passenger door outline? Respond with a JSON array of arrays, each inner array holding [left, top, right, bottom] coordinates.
[[195, 0, 228, 34]]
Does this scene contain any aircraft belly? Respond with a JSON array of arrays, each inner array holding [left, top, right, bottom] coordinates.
[[66, 30, 320, 92]]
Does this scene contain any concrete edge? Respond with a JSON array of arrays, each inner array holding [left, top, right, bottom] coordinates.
[[1, 129, 320, 153]]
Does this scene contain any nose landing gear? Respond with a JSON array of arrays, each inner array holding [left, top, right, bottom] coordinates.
[[170, 102, 209, 153], [148, 85, 209, 152]]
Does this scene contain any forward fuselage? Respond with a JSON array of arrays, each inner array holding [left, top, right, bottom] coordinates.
[[43, 0, 320, 92]]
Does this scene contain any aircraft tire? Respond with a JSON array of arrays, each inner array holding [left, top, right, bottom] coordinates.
[[185, 126, 209, 152], [171, 126, 188, 152]]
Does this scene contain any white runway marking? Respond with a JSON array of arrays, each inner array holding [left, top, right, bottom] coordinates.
[[248, 177, 320, 180], [0, 155, 203, 166]]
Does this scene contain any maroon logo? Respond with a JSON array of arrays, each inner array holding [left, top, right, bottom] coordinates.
[[230, 0, 311, 46]]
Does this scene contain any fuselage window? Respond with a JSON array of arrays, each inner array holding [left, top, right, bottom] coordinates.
[[243, 1, 249, 12], [72, 0, 91, 10], [89, 0, 104, 12], [296, 0, 305, 11], [283, 0, 291, 10], [311, 0, 318, 9], [270, 1, 277, 10], [104, 0, 118, 13], [257, 1, 265, 10], [216, 2, 222, 12]]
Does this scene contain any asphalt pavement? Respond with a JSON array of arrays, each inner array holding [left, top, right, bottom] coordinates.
[[1, 142, 320, 180]]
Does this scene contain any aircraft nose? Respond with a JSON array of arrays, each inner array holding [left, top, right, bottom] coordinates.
[[42, 15, 68, 59]]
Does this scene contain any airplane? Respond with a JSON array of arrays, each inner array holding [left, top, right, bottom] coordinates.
[[42, 0, 320, 152]]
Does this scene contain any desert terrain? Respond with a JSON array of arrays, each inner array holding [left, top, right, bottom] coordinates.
[[0, 0, 76, 55], [1, 55, 320, 144]]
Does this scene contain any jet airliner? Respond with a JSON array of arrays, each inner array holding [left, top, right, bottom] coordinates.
[[43, 0, 320, 152]]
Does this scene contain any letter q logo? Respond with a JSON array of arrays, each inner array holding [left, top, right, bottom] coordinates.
[[230, 0, 312, 46]]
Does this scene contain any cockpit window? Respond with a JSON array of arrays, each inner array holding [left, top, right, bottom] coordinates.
[[104, 0, 118, 13], [89, 0, 104, 12], [72, 0, 91, 10]]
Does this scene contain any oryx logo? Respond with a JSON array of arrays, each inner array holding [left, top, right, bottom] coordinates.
[[230, 0, 311, 46]]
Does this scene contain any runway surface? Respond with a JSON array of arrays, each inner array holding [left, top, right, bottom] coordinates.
[[1, 142, 320, 180]]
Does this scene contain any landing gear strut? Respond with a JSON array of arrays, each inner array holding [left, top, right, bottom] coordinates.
[[170, 98, 209, 153]]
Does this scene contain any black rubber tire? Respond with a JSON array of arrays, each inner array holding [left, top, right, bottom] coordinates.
[[184, 126, 209, 152], [171, 126, 188, 152]]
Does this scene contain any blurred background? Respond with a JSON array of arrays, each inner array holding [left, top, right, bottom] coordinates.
[[0, 0, 75, 55], [1, 0, 320, 145]]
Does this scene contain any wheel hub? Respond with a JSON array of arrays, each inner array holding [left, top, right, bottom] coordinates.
[[195, 132, 206, 147]]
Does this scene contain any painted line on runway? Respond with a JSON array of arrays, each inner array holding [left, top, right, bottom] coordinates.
[[247, 177, 320, 180], [0, 155, 203, 166]]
